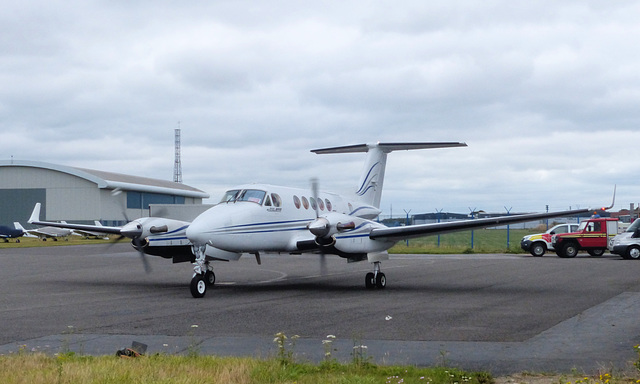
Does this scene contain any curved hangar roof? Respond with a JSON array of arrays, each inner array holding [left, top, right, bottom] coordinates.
[[0, 160, 209, 199]]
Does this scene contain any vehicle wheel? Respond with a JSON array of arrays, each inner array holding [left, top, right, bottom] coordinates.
[[365, 272, 375, 289], [190, 274, 206, 298], [375, 272, 386, 289], [587, 249, 605, 257], [530, 242, 546, 257], [626, 245, 640, 260], [560, 242, 579, 258], [204, 270, 216, 286]]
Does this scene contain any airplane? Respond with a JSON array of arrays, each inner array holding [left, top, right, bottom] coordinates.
[[27, 142, 611, 298], [28, 203, 193, 271], [0, 223, 26, 242], [183, 142, 610, 298], [15, 222, 73, 241]]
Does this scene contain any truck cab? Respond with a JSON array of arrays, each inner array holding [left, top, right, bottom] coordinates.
[[551, 217, 619, 258]]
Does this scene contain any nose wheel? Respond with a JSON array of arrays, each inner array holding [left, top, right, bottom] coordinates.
[[190, 274, 207, 298], [365, 262, 386, 289]]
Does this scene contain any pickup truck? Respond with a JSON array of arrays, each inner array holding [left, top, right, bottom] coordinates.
[[551, 217, 619, 258], [609, 219, 640, 259], [520, 223, 579, 257]]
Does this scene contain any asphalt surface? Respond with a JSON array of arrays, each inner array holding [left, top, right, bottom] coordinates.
[[1, 243, 640, 375]]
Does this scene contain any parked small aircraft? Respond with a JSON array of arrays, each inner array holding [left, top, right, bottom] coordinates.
[[0, 223, 26, 242], [15, 222, 73, 241]]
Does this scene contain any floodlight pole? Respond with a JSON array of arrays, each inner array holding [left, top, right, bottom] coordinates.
[[469, 207, 477, 249], [504, 206, 512, 249], [403, 209, 411, 246], [435, 208, 443, 247]]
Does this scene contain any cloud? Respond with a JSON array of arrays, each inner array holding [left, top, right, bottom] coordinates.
[[1, 1, 640, 216]]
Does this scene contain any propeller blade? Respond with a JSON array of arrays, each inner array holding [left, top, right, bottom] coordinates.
[[319, 253, 327, 276], [132, 237, 151, 273], [311, 178, 328, 275], [311, 177, 320, 219]]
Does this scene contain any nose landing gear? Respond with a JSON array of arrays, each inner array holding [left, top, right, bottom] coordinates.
[[190, 245, 215, 298]]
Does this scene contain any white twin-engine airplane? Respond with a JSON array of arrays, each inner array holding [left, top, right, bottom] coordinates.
[[184, 142, 603, 298], [29, 142, 606, 298]]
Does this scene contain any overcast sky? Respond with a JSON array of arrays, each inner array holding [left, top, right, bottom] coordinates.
[[2, 1, 639, 216]]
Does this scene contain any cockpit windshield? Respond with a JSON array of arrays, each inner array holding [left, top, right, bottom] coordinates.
[[236, 189, 267, 205], [220, 189, 268, 205], [220, 190, 241, 203]]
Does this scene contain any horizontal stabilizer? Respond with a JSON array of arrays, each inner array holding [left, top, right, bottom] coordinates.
[[311, 142, 467, 154]]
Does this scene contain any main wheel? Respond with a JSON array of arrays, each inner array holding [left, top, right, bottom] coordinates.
[[375, 272, 386, 289], [625, 245, 640, 260], [560, 242, 579, 258], [190, 274, 207, 298], [587, 249, 605, 257], [365, 272, 375, 289], [530, 242, 546, 257], [204, 270, 216, 286]]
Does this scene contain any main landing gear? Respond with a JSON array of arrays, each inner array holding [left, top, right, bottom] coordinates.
[[190, 246, 215, 298], [365, 261, 386, 289]]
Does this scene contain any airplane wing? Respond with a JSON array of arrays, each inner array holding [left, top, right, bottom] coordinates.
[[369, 208, 592, 242], [28, 203, 123, 235]]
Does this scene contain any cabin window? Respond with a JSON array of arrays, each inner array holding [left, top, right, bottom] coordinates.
[[317, 198, 325, 211], [325, 199, 332, 211], [271, 193, 282, 207], [220, 190, 241, 203], [293, 195, 301, 209], [310, 197, 317, 211], [301, 196, 309, 209], [237, 189, 267, 205]]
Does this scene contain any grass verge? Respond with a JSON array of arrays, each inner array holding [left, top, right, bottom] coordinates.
[[0, 353, 494, 384]]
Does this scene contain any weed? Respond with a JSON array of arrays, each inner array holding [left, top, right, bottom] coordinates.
[[273, 331, 299, 365], [186, 324, 200, 357]]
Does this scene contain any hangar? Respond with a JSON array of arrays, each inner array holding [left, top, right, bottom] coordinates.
[[0, 160, 210, 227]]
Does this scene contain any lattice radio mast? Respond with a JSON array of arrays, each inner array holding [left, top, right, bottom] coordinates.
[[173, 125, 183, 183]]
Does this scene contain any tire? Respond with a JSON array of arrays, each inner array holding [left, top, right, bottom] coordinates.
[[204, 270, 216, 286], [587, 249, 605, 257], [190, 274, 206, 298], [626, 245, 640, 260], [375, 273, 386, 289], [365, 272, 375, 289], [530, 242, 546, 257], [559, 242, 579, 258]]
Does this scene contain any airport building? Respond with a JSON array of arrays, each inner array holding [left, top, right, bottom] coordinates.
[[0, 160, 209, 227]]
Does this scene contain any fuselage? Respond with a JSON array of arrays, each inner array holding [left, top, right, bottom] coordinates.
[[0, 226, 23, 238], [186, 183, 386, 255]]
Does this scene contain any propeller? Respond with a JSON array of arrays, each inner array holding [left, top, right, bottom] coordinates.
[[310, 178, 328, 275], [109, 188, 152, 273]]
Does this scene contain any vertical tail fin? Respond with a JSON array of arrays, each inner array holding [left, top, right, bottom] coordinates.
[[312, 142, 466, 208]]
